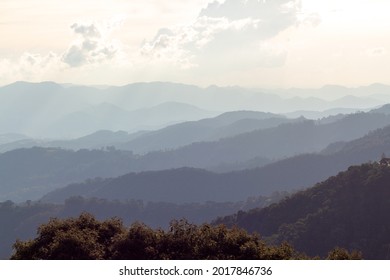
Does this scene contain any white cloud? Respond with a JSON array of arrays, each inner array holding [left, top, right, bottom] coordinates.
[[0, 18, 126, 85], [62, 20, 122, 67], [0, 52, 61, 84], [140, 0, 301, 71], [0, 0, 330, 87], [71, 23, 101, 38]]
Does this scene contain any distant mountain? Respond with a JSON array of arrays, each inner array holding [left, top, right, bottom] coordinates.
[[1, 81, 387, 138], [0, 147, 139, 202], [0, 82, 217, 138], [369, 103, 390, 114], [39, 102, 216, 138], [320, 123, 390, 158], [214, 162, 390, 259], [5, 109, 388, 159], [132, 112, 390, 170], [221, 119, 390, 174], [41, 122, 390, 205], [0, 81, 102, 137], [117, 111, 290, 154], [0, 131, 140, 153], [330, 95, 381, 108], [0, 133, 29, 145], [270, 83, 390, 102], [0, 111, 289, 153], [283, 108, 364, 120], [40, 154, 340, 204], [48, 130, 144, 150], [209, 156, 274, 173], [5, 113, 390, 202], [43, 103, 133, 138], [0, 139, 42, 153]]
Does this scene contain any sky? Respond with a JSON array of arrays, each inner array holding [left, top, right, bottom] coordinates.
[[1, 0, 390, 88]]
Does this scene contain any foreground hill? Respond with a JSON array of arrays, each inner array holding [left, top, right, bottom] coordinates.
[[215, 162, 390, 259]]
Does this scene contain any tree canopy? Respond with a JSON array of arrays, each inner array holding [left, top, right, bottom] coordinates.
[[11, 213, 359, 260]]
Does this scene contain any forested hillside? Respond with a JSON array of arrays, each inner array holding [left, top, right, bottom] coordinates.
[[215, 162, 390, 259]]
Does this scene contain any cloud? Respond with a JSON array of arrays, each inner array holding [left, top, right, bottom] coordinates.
[[71, 23, 101, 38], [200, 0, 299, 27], [0, 2, 321, 86], [0, 18, 126, 85], [62, 20, 122, 67], [0, 52, 61, 84], [140, 0, 301, 70]]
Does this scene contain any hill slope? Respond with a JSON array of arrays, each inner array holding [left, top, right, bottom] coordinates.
[[215, 162, 390, 259], [0, 111, 287, 154], [134, 112, 390, 170], [116, 111, 289, 154], [40, 123, 390, 205], [6, 122, 390, 204], [0, 147, 139, 201]]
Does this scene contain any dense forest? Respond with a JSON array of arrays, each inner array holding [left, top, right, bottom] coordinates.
[[11, 213, 360, 260], [0, 192, 287, 259], [215, 162, 390, 259]]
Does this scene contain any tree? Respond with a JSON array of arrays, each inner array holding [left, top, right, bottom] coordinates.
[[11, 213, 125, 260], [326, 247, 362, 260], [11, 213, 358, 260]]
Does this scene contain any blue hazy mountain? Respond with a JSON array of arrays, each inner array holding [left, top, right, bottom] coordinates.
[[3, 111, 390, 202], [0, 81, 386, 138], [40, 123, 390, 205]]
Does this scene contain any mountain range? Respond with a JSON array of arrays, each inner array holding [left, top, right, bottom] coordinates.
[[4, 108, 390, 202], [1, 81, 387, 138], [2, 81, 390, 260], [41, 122, 390, 204]]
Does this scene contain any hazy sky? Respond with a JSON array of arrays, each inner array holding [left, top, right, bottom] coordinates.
[[1, 0, 389, 88]]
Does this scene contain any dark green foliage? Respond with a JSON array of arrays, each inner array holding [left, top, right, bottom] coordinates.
[[0, 193, 287, 259], [11, 214, 307, 260], [326, 247, 362, 260], [217, 162, 390, 259], [11, 213, 125, 260]]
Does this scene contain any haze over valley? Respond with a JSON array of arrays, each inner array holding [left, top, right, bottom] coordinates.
[[2, 0, 390, 260]]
